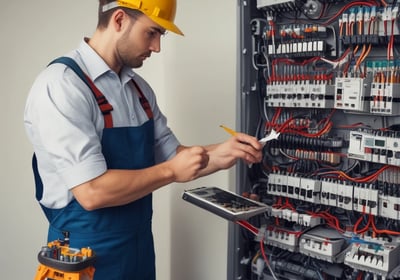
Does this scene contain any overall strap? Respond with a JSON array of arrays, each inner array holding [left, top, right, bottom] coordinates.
[[132, 80, 154, 119], [48, 57, 114, 128], [32, 154, 43, 201]]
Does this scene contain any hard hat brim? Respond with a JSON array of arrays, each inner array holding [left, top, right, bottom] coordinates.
[[148, 15, 184, 36]]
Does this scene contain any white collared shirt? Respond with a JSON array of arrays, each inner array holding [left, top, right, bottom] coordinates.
[[24, 39, 180, 209]]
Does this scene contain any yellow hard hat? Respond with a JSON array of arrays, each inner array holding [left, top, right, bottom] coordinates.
[[102, 0, 183, 35]]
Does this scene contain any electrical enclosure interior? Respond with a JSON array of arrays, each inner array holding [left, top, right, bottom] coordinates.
[[228, 0, 400, 279]]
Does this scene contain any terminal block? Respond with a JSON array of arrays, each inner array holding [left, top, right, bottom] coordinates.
[[267, 173, 321, 203], [299, 227, 349, 263], [267, 172, 288, 197], [379, 184, 400, 220], [320, 180, 353, 210], [286, 174, 301, 200], [298, 177, 321, 204], [379, 194, 400, 220], [353, 184, 379, 215], [344, 242, 400, 276], [321, 179, 338, 207], [265, 225, 301, 252], [336, 181, 354, 211], [370, 83, 400, 115], [266, 82, 335, 108], [270, 207, 322, 227]]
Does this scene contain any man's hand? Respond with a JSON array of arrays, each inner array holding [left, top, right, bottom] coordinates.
[[169, 146, 210, 182], [175, 133, 263, 179], [209, 132, 263, 169]]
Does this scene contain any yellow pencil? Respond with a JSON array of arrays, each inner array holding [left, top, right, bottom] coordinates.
[[220, 125, 237, 136], [221, 124, 255, 168]]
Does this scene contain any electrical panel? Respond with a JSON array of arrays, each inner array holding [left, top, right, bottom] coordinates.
[[229, 0, 400, 279]]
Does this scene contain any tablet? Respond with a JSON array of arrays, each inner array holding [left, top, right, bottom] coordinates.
[[182, 186, 269, 221]]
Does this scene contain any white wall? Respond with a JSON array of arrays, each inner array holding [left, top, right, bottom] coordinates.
[[0, 1, 236, 279]]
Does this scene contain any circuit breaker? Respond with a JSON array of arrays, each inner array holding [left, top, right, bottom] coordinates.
[[228, 0, 400, 279]]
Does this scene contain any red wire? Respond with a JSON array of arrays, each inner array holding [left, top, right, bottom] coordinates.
[[236, 220, 259, 235], [323, 1, 377, 26], [319, 165, 392, 183], [270, 107, 282, 126], [371, 215, 400, 235], [388, 19, 395, 60], [353, 212, 370, 234], [260, 239, 271, 266], [306, 210, 345, 233]]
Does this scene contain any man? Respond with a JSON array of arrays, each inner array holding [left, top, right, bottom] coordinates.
[[24, 0, 263, 279]]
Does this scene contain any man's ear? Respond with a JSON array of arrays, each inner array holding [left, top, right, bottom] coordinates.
[[110, 9, 128, 31]]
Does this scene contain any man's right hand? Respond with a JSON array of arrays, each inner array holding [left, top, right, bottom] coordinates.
[[169, 146, 209, 182]]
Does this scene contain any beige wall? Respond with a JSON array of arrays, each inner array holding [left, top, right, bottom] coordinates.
[[0, 1, 236, 279]]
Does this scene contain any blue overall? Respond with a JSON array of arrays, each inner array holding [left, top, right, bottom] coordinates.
[[32, 57, 156, 279]]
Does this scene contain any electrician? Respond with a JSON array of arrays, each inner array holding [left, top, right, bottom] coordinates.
[[24, 0, 263, 279]]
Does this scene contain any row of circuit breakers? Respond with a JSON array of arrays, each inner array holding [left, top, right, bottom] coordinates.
[[233, 0, 400, 280]]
